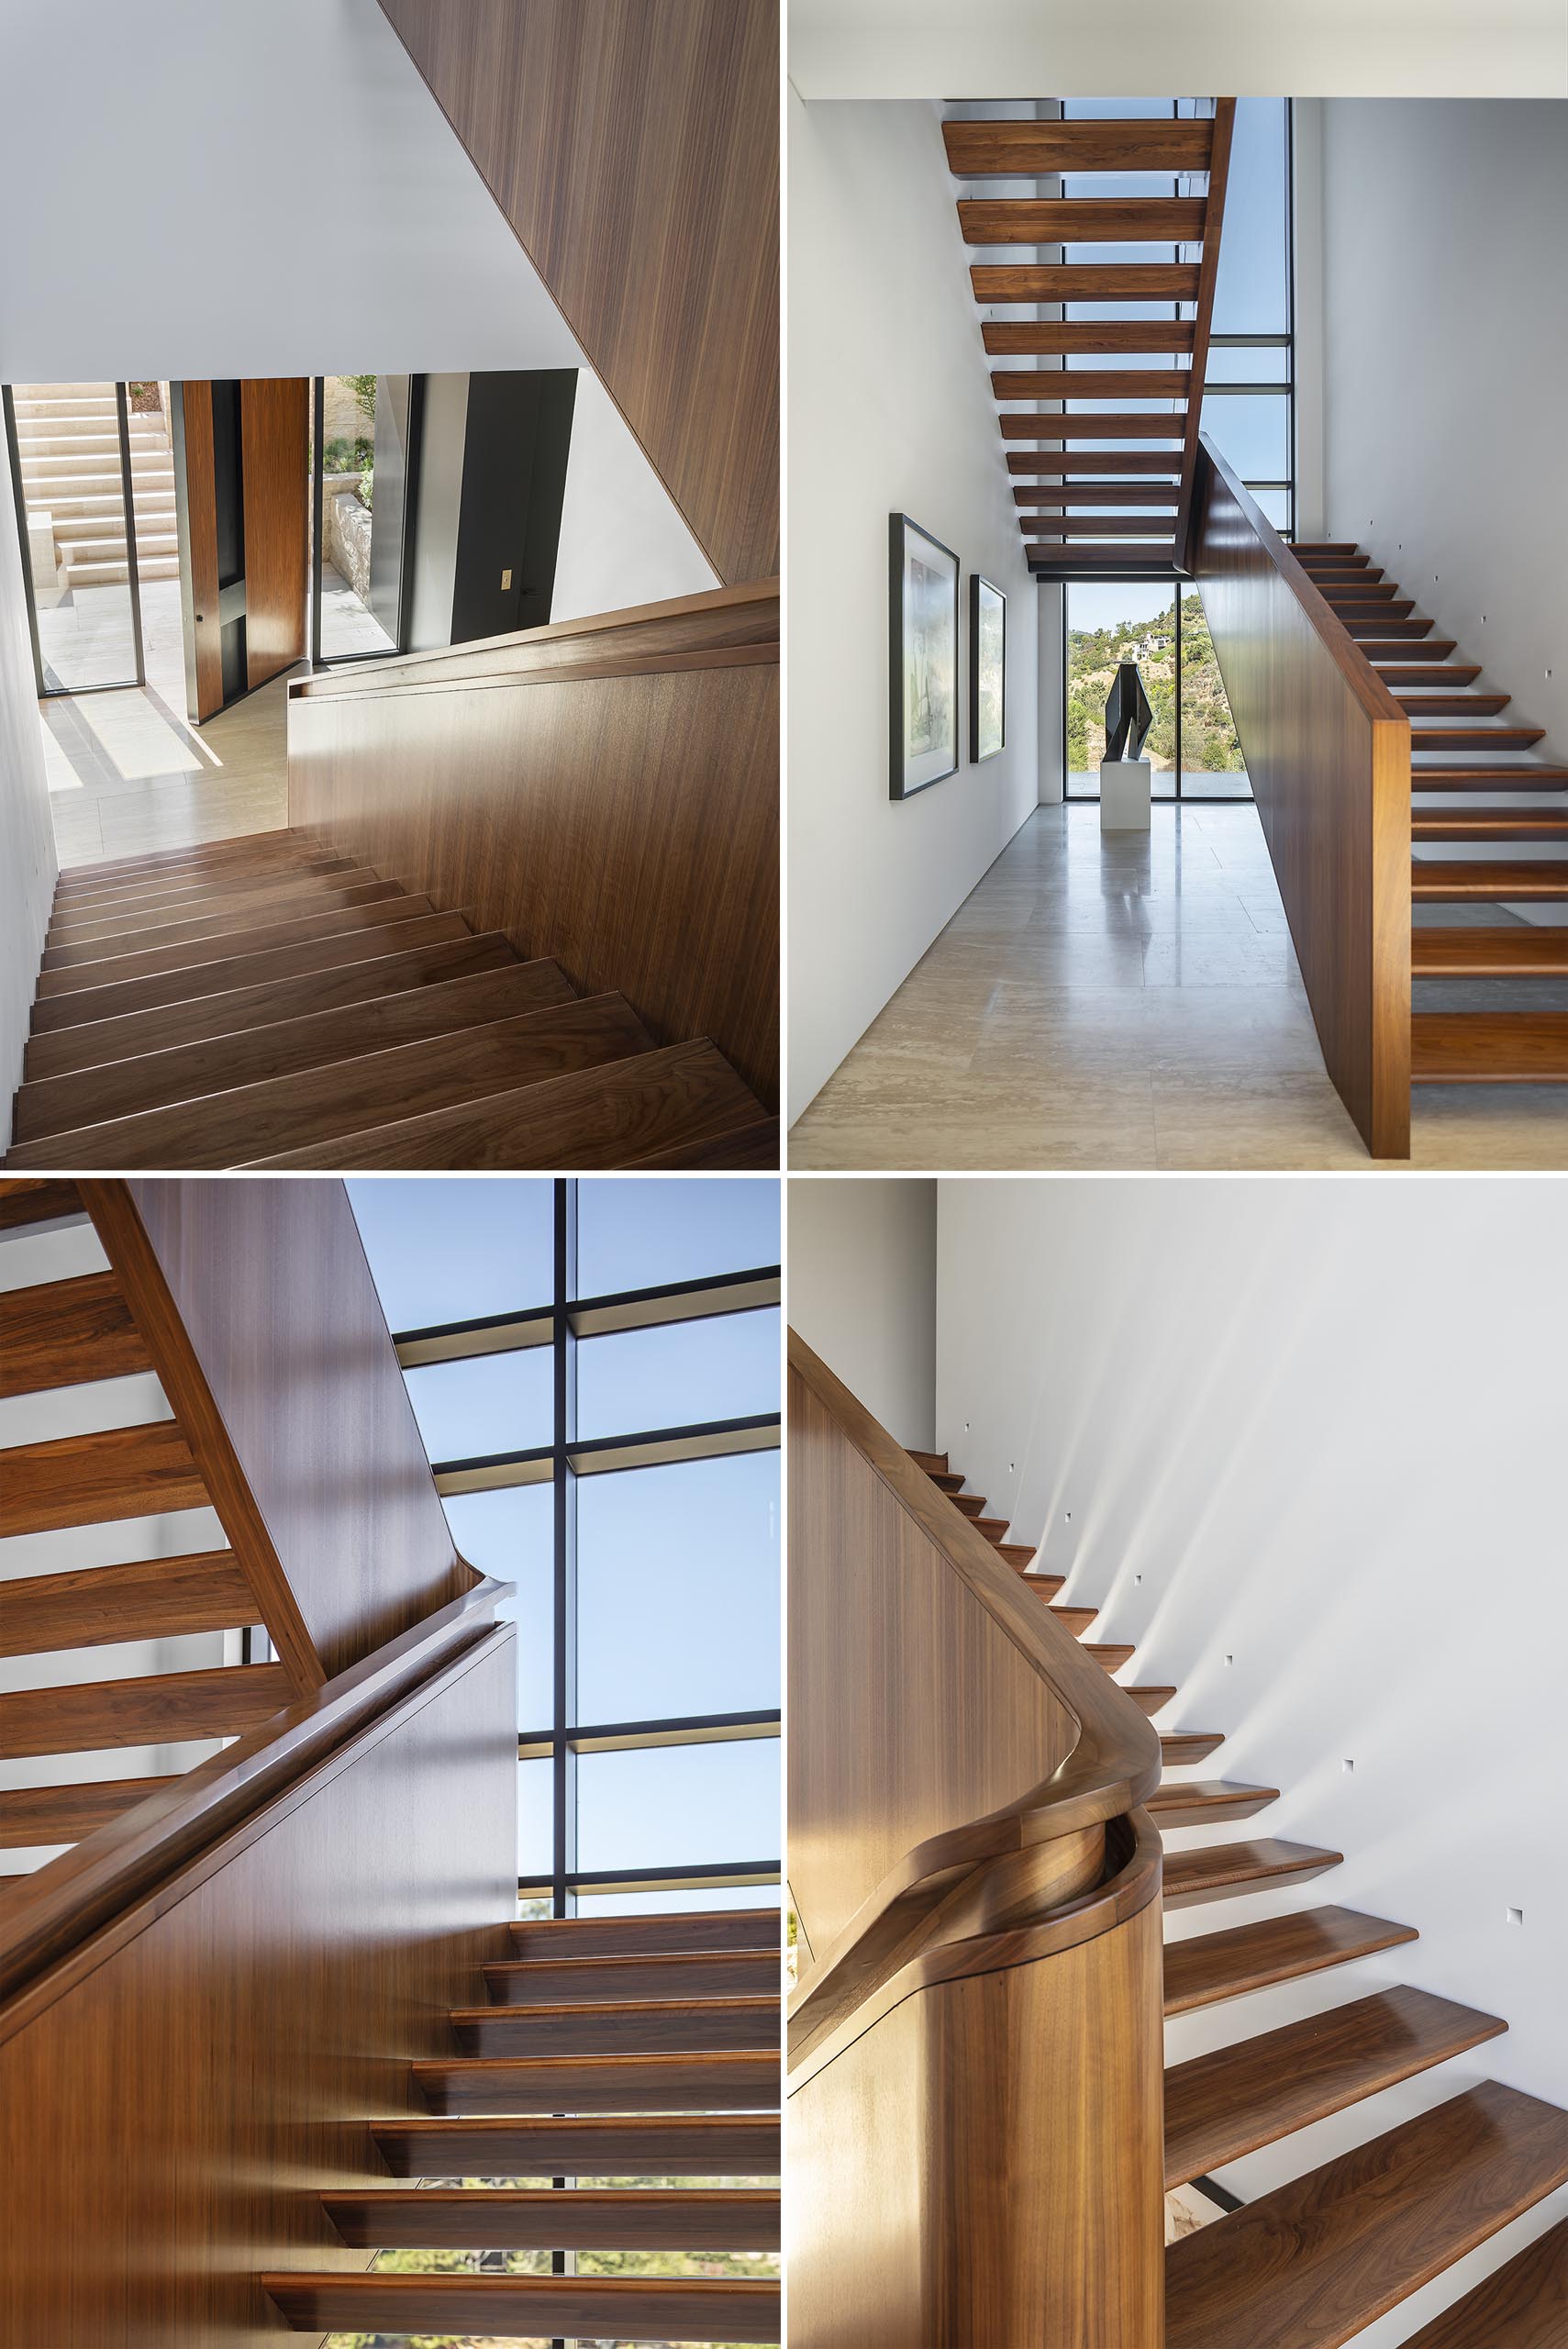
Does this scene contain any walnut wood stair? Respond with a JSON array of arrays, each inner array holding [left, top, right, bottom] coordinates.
[[940, 104, 1237, 576], [909, 1441, 1568, 2343], [262, 1905, 782, 2343], [6, 829, 776, 1170], [1291, 543, 1568, 1092]]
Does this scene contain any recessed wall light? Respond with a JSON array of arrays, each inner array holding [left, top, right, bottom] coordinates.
[[1343, 1758, 1355, 1774], [1507, 1908, 1524, 1927], [1224, 1653, 1234, 1666]]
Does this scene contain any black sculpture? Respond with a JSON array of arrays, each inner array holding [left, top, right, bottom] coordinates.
[[1104, 660, 1152, 762]]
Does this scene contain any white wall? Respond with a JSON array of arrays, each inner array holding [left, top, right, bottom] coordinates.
[[787, 93, 1040, 1124], [787, 1178, 937, 1449], [935, 1176, 1568, 2344], [550, 372, 720, 623], [788, 0, 1568, 100], [0, 486, 55, 1156], [1319, 101, 1568, 774]]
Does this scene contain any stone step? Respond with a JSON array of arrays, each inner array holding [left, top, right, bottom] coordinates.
[[50, 506, 174, 541], [66, 555, 181, 585], [65, 533, 179, 564]]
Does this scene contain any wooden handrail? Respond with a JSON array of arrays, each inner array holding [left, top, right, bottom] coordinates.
[[1191, 434, 1413, 1156], [0, 1576, 510, 2018], [289, 579, 779, 702]]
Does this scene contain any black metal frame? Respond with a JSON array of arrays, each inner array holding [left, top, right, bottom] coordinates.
[[3, 378, 148, 697], [889, 511, 962, 799], [968, 572, 1006, 763], [1055, 97, 1297, 804], [388, 1182, 783, 1920]]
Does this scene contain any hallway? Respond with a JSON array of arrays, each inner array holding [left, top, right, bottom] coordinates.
[[788, 805, 1568, 1169]]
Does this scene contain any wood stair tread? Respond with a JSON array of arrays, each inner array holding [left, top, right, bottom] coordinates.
[[509, 1909, 782, 1957], [414, 2048, 781, 2113], [13, 958, 576, 1143], [0, 1773, 174, 1847], [23, 931, 522, 1081], [1162, 1907, 1419, 2015], [371, 2110, 781, 2175], [1163, 1837, 1342, 1909], [964, 198, 1209, 246], [1411, 863, 1568, 899], [0, 1178, 82, 1230], [5, 994, 653, 1172], [1399, 2215, 1568, 2348], [0, 1549, 255, 1655], [482, 1951, 781, 2002], [45, 866, 373, 942], [975, 262, 1201, 300], [944, 117, 1214, 174], [36, 894, 442, 999], [906, 1451, 949, 1474], [1161, 1731, 1226, 1765], [1409, 767, 1568, 787], [1413, 815, 1568, 840], [450, 1994, 781, 2057], [0, 1269, 147, 1396], [262, 2271, 780, 2342], [321, 2183, 782, 2250], [239, 1039, 773, 1172], [1411, 930, 1568, 977], [1408, 728, 1545, 747], [1146, 1778, 1278, 1828], [1047, 1604, 1099, 1634], [1163, 1986, 1507, 2188], [1411, 1013, 1568, 1082], [52, 825, 319, 886], [51, 846, 342, 910], [0, 1661, 289, 1758], [1086, 1642, 1136, 1671], [40, 878, 406, 968], [1128, 1686, 1178, 1716], [1165, 2084, 1568, 2349], [0, 1418, 205, 1535]]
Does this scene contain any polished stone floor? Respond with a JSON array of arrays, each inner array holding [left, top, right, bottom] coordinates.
[[788, 803, 1568, 1171]]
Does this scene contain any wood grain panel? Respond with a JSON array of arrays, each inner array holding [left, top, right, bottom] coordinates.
[[0, 1632, 516, 2346], [240, 378, 309, 688], [172, 381, 223, 721], [286, 589, 779, 1105], [323, 2184, 781, 2249], [0, 1272, 148, 1397], [98, 1178, 467, 1683], [1192, 437, 1412, 1157], [0, 1777, 172, 1849], [374, 0, 777, 584]]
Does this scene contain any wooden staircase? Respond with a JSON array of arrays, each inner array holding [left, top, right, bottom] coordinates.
[[1291, 542, 1568, 1090], [4, 829, 777, 1170], [261, 1905, 783, 2343], [940, 105, 1235, 577], [0, 1178, 290, 1875], [906, 1443, 1568, 2344]]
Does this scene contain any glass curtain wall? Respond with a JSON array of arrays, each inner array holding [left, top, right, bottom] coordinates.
[[349, 1176, 783, 1922]]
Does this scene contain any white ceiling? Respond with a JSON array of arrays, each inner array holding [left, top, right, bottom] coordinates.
[[788, 0, 1568, 101], [0, 0, 587, 379]]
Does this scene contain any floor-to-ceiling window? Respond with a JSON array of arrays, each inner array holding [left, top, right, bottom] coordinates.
[[1059, 97, 1294, 801], [3, 380, 151, 695], [310, 374, 420, 662]]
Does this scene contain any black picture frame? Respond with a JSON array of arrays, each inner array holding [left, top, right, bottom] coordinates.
[[889, 512, 961, 799], [969, 573, 1006, 763]]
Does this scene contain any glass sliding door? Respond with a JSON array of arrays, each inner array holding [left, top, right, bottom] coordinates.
[[3, 380, 146, 694], [310, 373, 420, 662]]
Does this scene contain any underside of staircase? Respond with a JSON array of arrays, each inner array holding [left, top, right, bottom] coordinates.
[[261, 1905, 783, 2343], [1292, 542, 1568, 1092], [5, 829, 777, 1171], [908, 1443, 1568, 2346]]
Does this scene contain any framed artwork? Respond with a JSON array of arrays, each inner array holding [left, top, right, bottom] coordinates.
[[969, 573, 1006, 763], [889, 512, 960, 798]]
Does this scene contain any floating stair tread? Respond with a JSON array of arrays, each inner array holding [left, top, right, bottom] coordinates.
[[413, 2048, 781, 2114], [965, 198, 1208, 244], [944, 118, 1214, 173], [1161, 1731, 1225, 1765], [1397, 695, 1511, 717], [0, 1774, 172, 1847], [1359, 640, 1456, 659], [0, 1661, 289, 1759], [1409, 767, 1568, 789], [240, 1040, 771, 1173], [509, 1909, 782, 1958], [450, 1994, 781, 2058], [951, 1491, 989, 1517], [262, 2271, 781, 2342], [1413, 811, 1568, 840], [41, 879, 405, 968], [1129, 1687, 1178, 1716], [0, 1178, 81, 1231], [998, 1543, 1040, 1570], [1399, 2215, 1568, 2349], [991, 322, 1198, 356], [372, 2110, 781, 2176], [927, 1469, 965, 1491], [1164, 1838, 1342, 1909], [1411, 863, 1568, 900], [1411, 1014, 1568, 1082], [906, 1451, 949, 1474], [1163, 1908, 1419, 2016], [1164, 1987, 1507, 2188], [482, 1951, 782, 2002], [976, 263, 1202, 300], [1146, 1779, 1278, 1829], [5, 994, 653, 1173], [1165, 2084, 1568, 2349], [36, 895, 441, 999], [15, 958, 575, 1143], [0, 1549, 255, 1655], [1048, 1604, 1100, 1634], [29, 910, 472, 1034], [1086, 1642, 1136, 1671], [24, 932, 522, 1082], [0, 1418, 204, 1537], [321, 2183, 783, 2250], [1412, 930, 1568, 977], [972, 1515, 1010, 1540], [0, 1270, 148, 1397]]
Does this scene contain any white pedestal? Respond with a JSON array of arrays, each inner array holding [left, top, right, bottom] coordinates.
[[1100, 757, 1151, 832]]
